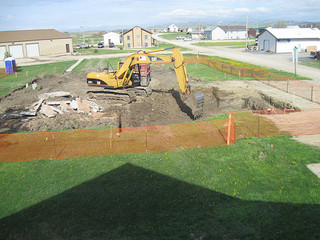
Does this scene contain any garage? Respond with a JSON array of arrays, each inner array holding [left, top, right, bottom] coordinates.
[[26, 43, 39, 57], [0, 46, 6, 60], [9, 45, 24, 58], [0, 29, 73, 59], [258, 27, 320, 53]]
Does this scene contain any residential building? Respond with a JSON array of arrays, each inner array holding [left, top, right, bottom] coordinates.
[[0, 29, 72, 59], [257, 27, 320, 53], [204, 26, 255, 40], [168, 24, 179, 32], [103, 32, 121, 46], [123, 26, 153, 48]]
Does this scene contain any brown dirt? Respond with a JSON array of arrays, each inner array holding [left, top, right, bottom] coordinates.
[[0, 67, 288, 133]]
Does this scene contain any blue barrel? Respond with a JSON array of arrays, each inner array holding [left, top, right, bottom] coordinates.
[[5, 57, 17, 74]]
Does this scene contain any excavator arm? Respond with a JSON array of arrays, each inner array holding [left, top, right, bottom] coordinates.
[[87, 47, 204, 118], [116, 47, 191, 97]]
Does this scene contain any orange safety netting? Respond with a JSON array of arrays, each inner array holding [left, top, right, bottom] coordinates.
[[184, 56, 295, 81], [0, 119, 230, 162], [183, 56, 320, 104], [0, 68, 6, 79], [1, 109, 320, 162]]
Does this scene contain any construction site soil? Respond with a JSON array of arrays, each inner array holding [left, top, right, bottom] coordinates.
[[0, 67, 293, 133]]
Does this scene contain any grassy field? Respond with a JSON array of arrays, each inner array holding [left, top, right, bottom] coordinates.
[[300, 60, 320, 69], [183, 53, 309, 80], [0, 61, 76, 97], [154, 63, 253, 82], [72, 36, 104, 46], [73, 48, 135, 55], [158, 33, 188, 40], [192, 41, 255, 47], [72, 58, 122, 73], [0, 135, 319, 239]]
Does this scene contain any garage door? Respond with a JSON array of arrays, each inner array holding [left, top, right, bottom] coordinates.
[[0, 46, 6, 60], [9, 45, 24, 58], [26, 43, 39, 57]]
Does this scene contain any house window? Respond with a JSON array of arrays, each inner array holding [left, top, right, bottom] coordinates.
[[137, 42, 140, 46], [127, 36, 130, 40], [127, 43, 131, 48], [145, 35, 148, 40], [145, 43, 148, 47], [137, 35, 140, 38]]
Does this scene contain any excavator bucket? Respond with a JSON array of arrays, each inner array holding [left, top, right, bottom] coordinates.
[[192, 92, 205, 119]]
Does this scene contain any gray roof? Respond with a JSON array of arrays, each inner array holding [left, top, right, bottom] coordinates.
[[264, 27, 320, 39], [0, 29, 71, 43]]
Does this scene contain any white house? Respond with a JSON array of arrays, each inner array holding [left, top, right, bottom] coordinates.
[[168, 24, 179, 32], [257, 27, 320, 53], [103, 32, 121, 46], [204, 26, 247, 40]]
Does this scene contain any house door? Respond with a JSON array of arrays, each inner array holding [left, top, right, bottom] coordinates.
[[66, 44, 70, 53], [264, 40, 270, 51], [108, 39, 111, 44]]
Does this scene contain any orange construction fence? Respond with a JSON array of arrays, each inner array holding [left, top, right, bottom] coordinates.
[[183, 56, 320, 104], [184, 56, 294, 81], [0, 68, 6, 79], [0, 118, 235, 162], [2, 108, 320, 162]]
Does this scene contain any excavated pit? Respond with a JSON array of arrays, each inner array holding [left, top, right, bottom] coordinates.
[[0, 67, 294, 133]]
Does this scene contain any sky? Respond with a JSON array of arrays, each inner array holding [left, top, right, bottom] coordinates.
[[0, 0, 319, 32]]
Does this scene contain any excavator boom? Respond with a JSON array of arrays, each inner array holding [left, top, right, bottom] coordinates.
[[87, 47, 204, 118]]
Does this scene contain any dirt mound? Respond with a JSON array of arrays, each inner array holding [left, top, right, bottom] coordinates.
[[0, 67, 290, 133]]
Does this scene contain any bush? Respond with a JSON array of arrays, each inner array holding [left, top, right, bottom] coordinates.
[[3, 51, 12, 60]]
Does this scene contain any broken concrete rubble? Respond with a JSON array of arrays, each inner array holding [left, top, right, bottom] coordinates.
[[40, 104, 57, 118], [38, 91, 72, 100]]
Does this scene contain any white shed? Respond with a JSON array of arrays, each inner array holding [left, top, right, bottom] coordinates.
[[168, 24, 179, 32], [257, 27, 320, 53], [103, 32, 121, 46], [204, 26, 247, 40]]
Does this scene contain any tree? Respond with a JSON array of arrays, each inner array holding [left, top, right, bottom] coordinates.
[[273, 21, 288, 28], [3, 51, 12, 60]]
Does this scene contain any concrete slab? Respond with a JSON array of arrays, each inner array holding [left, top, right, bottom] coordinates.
[[307, 164, 320, 179]]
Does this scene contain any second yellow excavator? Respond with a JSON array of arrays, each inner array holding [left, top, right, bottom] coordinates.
[[86, 47, 204, 118]]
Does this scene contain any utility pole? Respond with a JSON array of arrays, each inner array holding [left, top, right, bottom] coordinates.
[[80, 26, 85, 44], [245, 14, 248, 50]]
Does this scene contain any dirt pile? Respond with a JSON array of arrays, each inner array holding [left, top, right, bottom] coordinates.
[[0, 67, 292, 133]]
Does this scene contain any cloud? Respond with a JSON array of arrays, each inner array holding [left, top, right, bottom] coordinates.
[[157, 9, 210, 19], [234, 8, 250, 13], [255, 7, 269, 13]]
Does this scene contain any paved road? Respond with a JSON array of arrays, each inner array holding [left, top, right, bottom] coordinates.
[[153, 34, 320, 85]]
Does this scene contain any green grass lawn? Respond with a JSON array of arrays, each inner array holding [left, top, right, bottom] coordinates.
[[0, 61, 76, 97], [184, 54, 309, 80], [154, 63, 252, 82], [72, 36, 104, 45], [300, 60, 320, 69], [158, 33, 188, 40], [72, 57, 122, 73], [192, 41, 255, 47], [73, 48, 135, 55], [0, 136, 319, 239]]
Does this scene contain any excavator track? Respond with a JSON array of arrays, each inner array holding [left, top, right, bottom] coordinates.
[[87, 87, 152, 103], [128, 86, 152, 97], [87, 89, 137, 103]]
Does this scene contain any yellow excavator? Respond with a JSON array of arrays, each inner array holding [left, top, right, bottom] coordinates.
[[86, 47, 204, 118]]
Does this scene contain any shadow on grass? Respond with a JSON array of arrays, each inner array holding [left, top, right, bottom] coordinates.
[[1, 163, 319, 239]]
